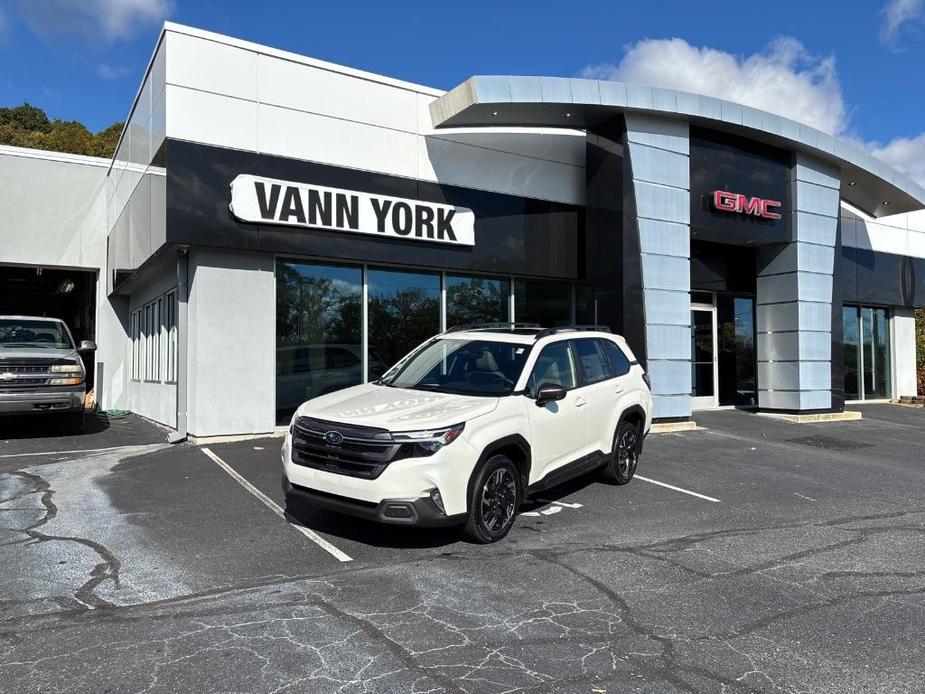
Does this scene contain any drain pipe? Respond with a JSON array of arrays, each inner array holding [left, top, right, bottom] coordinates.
[[167, 247, 189, 444]]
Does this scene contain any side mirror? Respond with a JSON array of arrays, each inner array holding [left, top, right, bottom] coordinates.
[[78, 340, 97, 352], [535, 382, 567, 407]]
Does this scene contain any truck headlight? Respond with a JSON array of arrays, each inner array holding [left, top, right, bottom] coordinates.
[[48, 377, 83, 386], [50, 364, 83, 373], [392, 423, 465, 454]]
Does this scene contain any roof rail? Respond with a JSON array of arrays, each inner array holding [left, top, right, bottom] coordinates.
[[444, 322, 542, 333], [534, 325, 612, 340]]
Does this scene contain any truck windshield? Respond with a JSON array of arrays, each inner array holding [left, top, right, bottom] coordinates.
[[0, 319, 74, 349], [380, 339, 531, 396]]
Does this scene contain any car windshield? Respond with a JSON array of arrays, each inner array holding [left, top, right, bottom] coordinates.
[[380, 338, 532, 396], [0, 319, 73, 349]]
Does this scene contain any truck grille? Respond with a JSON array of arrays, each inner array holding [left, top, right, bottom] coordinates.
[[290, 417, 403, 480], [0, 362, 59, 389]]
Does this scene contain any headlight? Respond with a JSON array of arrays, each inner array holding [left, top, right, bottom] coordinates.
[[50, 364, 83, 373], [48, 377, 83, 386], [392, 423, 465, 454]]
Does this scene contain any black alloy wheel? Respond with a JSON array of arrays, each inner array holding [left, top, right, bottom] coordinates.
[[602, 420, 640, 485], [464, 454, 520, 543]]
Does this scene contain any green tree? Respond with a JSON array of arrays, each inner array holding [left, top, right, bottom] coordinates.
[[0, 102, 123, 159]]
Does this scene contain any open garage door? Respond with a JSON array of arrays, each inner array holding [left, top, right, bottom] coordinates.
[[0, 265, 97, 388]]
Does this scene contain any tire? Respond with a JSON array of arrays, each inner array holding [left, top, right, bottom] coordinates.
[[463, 454, 521, 544], [601, 419, 640, 485]]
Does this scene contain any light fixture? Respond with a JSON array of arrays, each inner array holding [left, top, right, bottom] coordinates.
[[564, 112, 573, 118], [56, 279, 75, 294], [882, 201, 890, 206], [489, 110, 501, 117], [847, 181, 856, 186]]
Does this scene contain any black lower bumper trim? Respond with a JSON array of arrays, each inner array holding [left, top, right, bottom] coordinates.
[[282, 475, 466, 528]]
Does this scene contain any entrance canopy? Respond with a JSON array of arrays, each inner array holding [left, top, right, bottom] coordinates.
[[429, 76, 925, 218]]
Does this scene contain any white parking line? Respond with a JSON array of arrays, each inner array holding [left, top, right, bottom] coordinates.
[[635, 475, 721, 503], [0, 446, 124, 459], [201, 447, 352, 562]]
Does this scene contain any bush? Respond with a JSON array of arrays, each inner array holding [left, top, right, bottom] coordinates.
[[0, 102, 122, 158]]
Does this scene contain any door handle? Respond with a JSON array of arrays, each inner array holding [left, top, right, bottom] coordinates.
[[575, 396, 587, 407]]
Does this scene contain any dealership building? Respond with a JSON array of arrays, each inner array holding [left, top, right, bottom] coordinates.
[[1, 22, 924, 438]]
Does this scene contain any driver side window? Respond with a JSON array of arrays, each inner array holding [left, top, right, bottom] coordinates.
[[527, 341, 576, 395]]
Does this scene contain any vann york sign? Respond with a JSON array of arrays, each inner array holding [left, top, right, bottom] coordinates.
[[229, 174, 475, 246]]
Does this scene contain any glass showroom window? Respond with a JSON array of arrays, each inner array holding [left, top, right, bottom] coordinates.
[[843, 305, 891, 401], [445, 274, 511, 328], [367, 268, 440, 379], [514, 278, 571, 327], [275, 260, 362, 423]]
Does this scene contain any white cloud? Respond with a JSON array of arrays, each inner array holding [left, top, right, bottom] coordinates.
[[879, 0, 923, 49], [97, 63, 133, 80], [582, 37, 847, 135], [868, 133, 925, 186], [19, 0, 172, 43], [580, 37, 925, 187]]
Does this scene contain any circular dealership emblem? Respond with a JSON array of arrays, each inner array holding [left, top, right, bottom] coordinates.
[[323, 430, 344, 445]]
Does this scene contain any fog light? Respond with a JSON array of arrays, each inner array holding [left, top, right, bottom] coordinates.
[[429, 488, 445, 514]]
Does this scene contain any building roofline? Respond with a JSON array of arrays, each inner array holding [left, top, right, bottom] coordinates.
[[430, 76, 925, 218], [0, 144, 111, 169]]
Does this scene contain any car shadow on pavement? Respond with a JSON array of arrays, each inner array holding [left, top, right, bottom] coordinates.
[[0, 411, 110, 440], [284, 471, 603, 550]]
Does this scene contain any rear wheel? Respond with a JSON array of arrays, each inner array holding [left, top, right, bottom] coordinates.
[[463, 454, 520, 544], [601, 420, 639, 485]]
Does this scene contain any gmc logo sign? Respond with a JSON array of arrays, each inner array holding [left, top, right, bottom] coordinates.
[[712, 190, 782, 220]]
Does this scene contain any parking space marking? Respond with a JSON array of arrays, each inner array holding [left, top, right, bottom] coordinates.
[[200, 447, 353, 562], [0, 446, 124, 459], [635, 475, 721, 503]]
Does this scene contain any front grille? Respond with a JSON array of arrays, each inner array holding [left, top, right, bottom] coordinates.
[[0, 362, 58, 389], [291, 417, 403, 479], [2, 365, 48, 374]]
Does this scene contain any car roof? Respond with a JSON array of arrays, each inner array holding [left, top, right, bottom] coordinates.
[[0, 315, 65, 323], [437, 328, 626, 346]]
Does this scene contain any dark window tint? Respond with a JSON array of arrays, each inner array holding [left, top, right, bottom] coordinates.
[[367, 268, 440, 379], [275, 261, 362, 423], [446, 275, 511, 327], [573, 339, 611, 385], [602, 340, 631, 377], [527, 341, 576, 394]]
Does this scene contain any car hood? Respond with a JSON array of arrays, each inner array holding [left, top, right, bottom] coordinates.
[[0, 347, 80, 363], [294, 382, 499, 431]]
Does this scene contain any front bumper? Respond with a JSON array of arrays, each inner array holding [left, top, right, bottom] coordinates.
[[0, 387, 85, 415], [282, 474, 466, 527], [281, 431, 479, 520]]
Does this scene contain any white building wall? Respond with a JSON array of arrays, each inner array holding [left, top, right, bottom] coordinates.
[[892, 308, 918, 398], [841, 205, 925, 260], [161, 23, 586, 206], [0, 146, 130, 414], [187, 248, 276, 437]]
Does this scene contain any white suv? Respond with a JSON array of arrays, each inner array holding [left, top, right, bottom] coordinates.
[[281, 324, 653, 543]]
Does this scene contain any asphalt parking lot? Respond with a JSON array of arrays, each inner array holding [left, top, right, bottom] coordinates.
[[0, 404, 923, 693]]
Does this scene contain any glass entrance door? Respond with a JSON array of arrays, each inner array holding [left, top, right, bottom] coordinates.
[[843, 305, 891, 401], [691, 298, 718, 409], [717, 295, 757, 407]]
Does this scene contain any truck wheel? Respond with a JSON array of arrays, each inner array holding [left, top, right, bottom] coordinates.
[[601, 420, 639, 485], [463, 454, 520, 544]]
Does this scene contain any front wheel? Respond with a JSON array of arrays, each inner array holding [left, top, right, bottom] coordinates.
[[463, 454, 520, 544], [601, 420, 640, 485]]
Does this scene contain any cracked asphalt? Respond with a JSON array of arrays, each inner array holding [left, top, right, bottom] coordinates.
[[0, 405, 923, 693]]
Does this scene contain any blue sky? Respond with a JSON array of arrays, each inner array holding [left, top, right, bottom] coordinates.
[[1, 0, 923, 181]]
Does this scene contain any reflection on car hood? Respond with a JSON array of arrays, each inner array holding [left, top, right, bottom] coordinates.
[[0, 347, 80, 362], [295, 383, 499, 431]]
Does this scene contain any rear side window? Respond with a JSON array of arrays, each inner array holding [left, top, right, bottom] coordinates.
[[602, 340, 631, 377], [527, 341, 577, 394], [573, 339, 611, 385]]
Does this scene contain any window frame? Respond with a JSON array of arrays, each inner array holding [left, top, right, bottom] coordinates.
[[525, 339, 579, 397]]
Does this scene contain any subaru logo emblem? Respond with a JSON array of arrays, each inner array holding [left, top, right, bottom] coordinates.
[[323, 430, 344, 445]]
